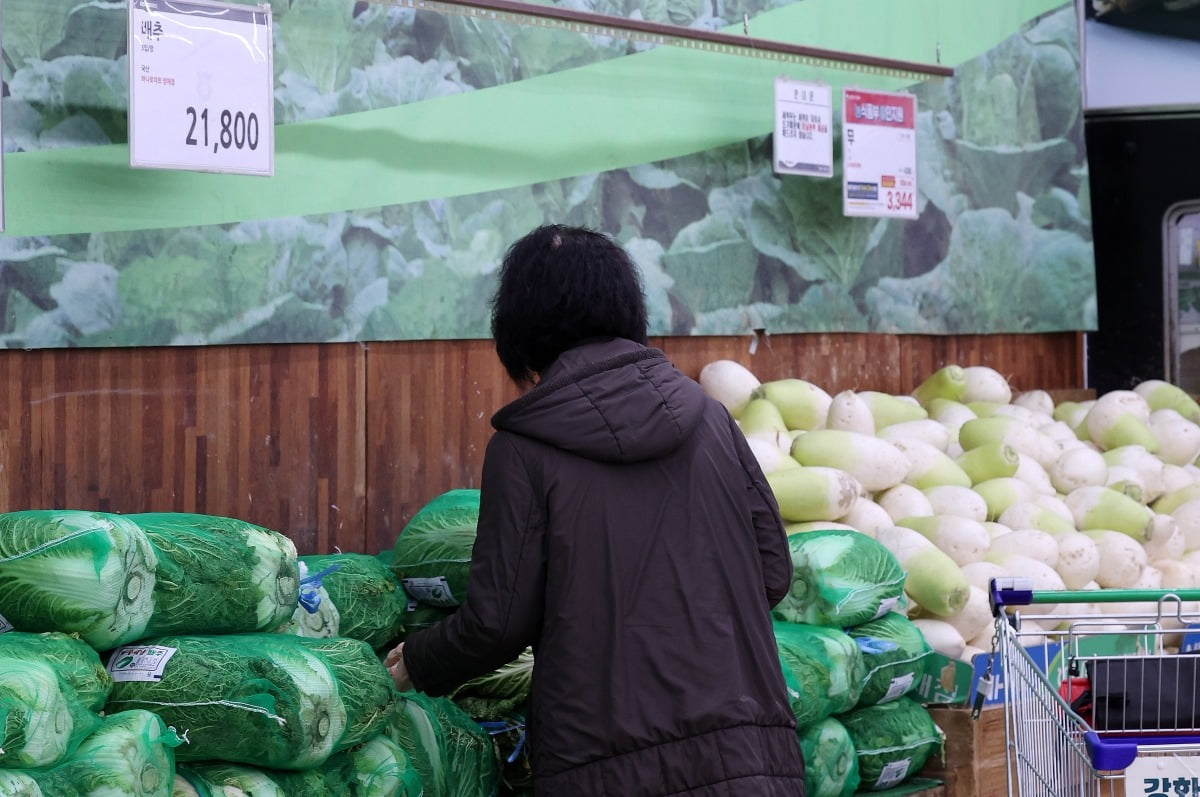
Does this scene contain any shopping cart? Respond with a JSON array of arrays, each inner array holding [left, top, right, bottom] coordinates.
[[984, 577, 1200, 797]]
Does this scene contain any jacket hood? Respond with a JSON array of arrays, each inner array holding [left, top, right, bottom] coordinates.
[[491, 338, 707, 463]]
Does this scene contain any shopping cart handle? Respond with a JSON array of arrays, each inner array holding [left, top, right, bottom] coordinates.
[[989, 577, 1034, 615]]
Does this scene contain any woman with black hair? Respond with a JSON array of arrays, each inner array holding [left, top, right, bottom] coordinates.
[[386, 224, 805, 796]]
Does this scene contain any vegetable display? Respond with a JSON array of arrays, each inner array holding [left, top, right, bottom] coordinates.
[[705, 358, 1200, 660]]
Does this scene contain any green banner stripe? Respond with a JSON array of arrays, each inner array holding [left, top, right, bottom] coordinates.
[[1, 0, 1066, 237]]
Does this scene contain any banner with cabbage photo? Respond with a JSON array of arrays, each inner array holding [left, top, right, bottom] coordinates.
[[0, 0, 1093, 348]]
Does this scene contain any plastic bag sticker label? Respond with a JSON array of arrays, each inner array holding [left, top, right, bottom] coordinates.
[[883, 672, 915, 701], [0, 613, 12, 633], [402, 576, 458, 607], [107, 645, 178, 682], [875, 759, 911, 789], [871, 596, 900, 621]]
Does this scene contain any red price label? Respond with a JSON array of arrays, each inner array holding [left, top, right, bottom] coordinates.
[[887, 191, 914, 212]]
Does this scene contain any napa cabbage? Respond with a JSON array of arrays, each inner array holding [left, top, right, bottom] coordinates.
[[773, 622, 865, 728], [772, 530, 906, 628], [105, 634, 397, 770], [797, 717, 860, 797], [846, 612, 934, 708], [282, 553, 409, 650], [390, 490, 480, 608], [840, 697, 944, 791]]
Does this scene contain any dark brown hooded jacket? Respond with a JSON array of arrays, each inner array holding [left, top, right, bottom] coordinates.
[[404, 337, 805, 796]]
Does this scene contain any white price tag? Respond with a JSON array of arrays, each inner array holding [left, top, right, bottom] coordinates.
[[107, 644, 178, 682], [773, 78, 832, 178], [128, 0, 274, 176], [842, 88, 918, 219], [1126, 754, 1200, 796], [882, 672, 915, 702], [874, 759, 912, 790]]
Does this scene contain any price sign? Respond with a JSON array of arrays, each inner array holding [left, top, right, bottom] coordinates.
[[1126, 755, 1200, 797], [128, 0, 274, 176], [841, 88, 917, 220], [773, 78, 832, 178]]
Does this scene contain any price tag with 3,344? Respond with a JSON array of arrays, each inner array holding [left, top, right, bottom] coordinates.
[[128, 0, 274, 177]]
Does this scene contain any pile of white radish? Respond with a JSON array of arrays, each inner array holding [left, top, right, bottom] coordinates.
[[700, 360, 1200, 661]]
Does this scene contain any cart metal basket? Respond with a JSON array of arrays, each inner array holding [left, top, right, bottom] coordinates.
[[986, 578, 1200, 796]]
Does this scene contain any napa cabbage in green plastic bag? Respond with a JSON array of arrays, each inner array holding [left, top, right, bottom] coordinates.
[[0, 510, 158, 650], [841, 696, 944, 792], [105, 634, 397, 770], [175, 735, 422, 797], [384, 691, 500, 797], [774, 621, 865, 727], [390, 490, 480, 608], [130, 512, 300, 636], [846, 612, 933, 708], [284, 553, 409, 650], [0, 658, 102, 768], [20, 709, 182, 797], [0, 631, 112, 710], [772, 530, 906, 627], [797, 716, 860, 797]]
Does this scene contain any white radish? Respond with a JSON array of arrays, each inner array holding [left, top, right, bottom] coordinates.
[[1054, 532, 1101, 589], [789, 430, 910, 492], [1065, 485, 1156, 541], [973, 477, 1035, 521], [879, 420, 952, 451], [961, 366, 1013, 404], [912, 618, 967, 659], [876, 525, 971, 616], [1135, 379, 1200, 423], [1084, 390, 1157, 452], [1014, 389, 1055, 417], [1083, 530, 1147, 588], [1103, 445, 1165, 502], [766, 466, 860, 523], [1049, 445, 1108, 493], [961, 561, 1009, 593], [997, 501, 1077, 537], [924, 485, 989, 522], [938, 585, 994, 645], [1175, 499, 1200, 551], [1013, 453, 1056, 495], [859, 391, 928, 431], [990, 529, 1058, 569], [825, 391, 875, 435], [739, 398, 789, 436], [699, 359, 760, 418], [1150, 408, 1200, 466], [838, 498, 893, 538], [751, 378, 832, 432], [877, 484, 935, 523], [892, 439, 972, 490], [896, 515, 991, 566], [1143, 514, 1185, 561]]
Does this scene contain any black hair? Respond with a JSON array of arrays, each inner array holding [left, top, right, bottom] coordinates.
[[491, 224, 649, 386]]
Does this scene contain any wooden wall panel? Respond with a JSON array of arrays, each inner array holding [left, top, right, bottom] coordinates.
[[0, 343, 366, 555], [0, 331, 1082, 556]]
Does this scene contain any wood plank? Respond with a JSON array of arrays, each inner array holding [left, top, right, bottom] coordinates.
[[0, 332, 1083, 555]]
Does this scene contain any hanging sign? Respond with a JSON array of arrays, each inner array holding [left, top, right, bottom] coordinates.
[[773, 78, 832, 178], [128, 0, 274, 176], [841, 88, 917, 219]]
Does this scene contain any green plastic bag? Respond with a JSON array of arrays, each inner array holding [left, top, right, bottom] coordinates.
[[841, 697, 944, 792], [106, 634, 398, 770], [0, 658, 102, 768], [772, 530, 906, 627], [846, 612, 933, 708], [0, 631, 112, 710], [384, 692, 500, 797], [283, 553, 409, 650], [390, 490, 480, 608], [797, 716, 860, 797], [774, 621, 865, 727], [23, 709, 182, 797]]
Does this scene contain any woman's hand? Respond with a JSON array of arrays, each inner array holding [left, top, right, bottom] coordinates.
[[384, 643, 413, 691]]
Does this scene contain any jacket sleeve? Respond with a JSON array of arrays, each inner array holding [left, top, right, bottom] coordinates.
[[403, 433, 546, 696], [728, 414, 793, 608]]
